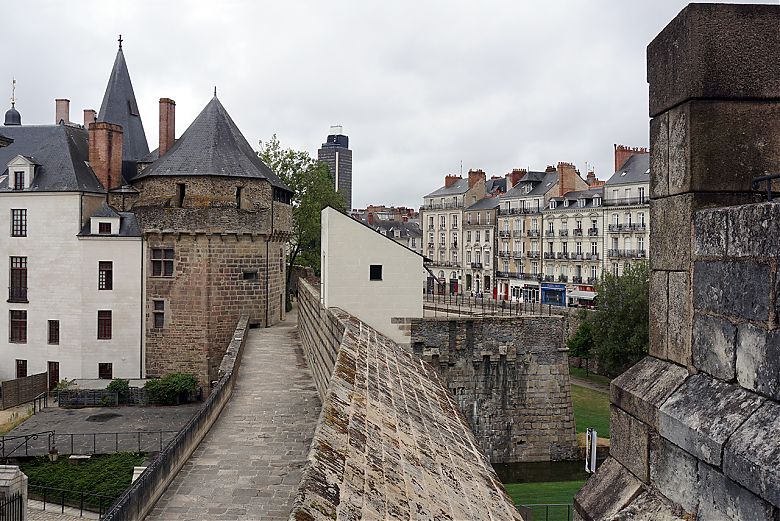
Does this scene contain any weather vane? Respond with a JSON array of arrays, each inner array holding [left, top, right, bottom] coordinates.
[[10, 78, 16, 108], [118, 34, 123, 50]]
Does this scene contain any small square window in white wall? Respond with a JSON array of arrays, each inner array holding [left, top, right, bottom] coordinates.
[[369, 265, 382, 281]]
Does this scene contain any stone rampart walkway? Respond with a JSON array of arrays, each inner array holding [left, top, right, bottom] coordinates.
[[146, 310, 321, 520]]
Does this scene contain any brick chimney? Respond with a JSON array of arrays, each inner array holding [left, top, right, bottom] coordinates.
[[545, 165, 557, 172], [55, 99, 70, 125], [557, 162, 579, 196], [614, 144, 649, 172], [586, 170, 596, 185], [83, 109, 97, 128], [159, 98, 176, 156], [468, 169, 486, 188], [444, 174, 461, 188], [89, 122, 124, 191], [505, 168, 526, 190]]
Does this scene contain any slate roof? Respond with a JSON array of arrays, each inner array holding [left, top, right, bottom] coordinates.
[[545, 187, 604, 212], [0, 125, 104, 192], [486, 177, 506, 193], [605, 153, 650, 186], [78, 209, 141, 237], [97, 47, 150, 166], [0, 133, 12, 147], [466, 197, 500, 211], [91, 202, 121, 218], [501, 171, 558, 199], [424, 178, 469, 198], [372, 220, 423, 239], [134, 96, 290, 191]]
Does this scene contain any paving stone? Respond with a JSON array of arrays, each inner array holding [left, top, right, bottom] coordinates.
[[611, 356, 688, 429], [698, 462, 776, 521], [736, 323, 780, 401], [146, 310, 321, 521], [658, 373, 764, 466], [692, 313, 736, 380], [723, 401, 780, 507], [573, 458, 643, 521], [650, 434, 699, 514]]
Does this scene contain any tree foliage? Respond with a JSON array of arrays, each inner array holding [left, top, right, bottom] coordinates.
[[258, 135, 345, 278], [567, 309, 595, 359], [573, 262, 649, 377]]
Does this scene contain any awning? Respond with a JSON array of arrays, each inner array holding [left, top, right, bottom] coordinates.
[[569, 290, 597, 300]]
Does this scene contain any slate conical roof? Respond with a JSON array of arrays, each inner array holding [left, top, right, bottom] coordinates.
[[97, 46, 149, 164], [135, 96, 289, 191]]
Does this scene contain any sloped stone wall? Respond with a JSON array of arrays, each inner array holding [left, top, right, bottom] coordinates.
[[410, 316, 578, 463]]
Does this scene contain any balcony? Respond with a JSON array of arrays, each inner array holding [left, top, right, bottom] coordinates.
[[498, 251, 511, 258], [450, 243, 459, 250], [427, 242, 434, 249], [422, 201, 463, 211], [427, 260, 461, 268], [573, 228, 583, 236], [588, 253, 599, 261], [8, 286, 27, 303], [471, 262, 483, 269], [603, 196, 648, 207], [555, 252, 565, 259], [513, 230, 523, 237], [543, 252, 554, 259], [543, 275, 555, 282], [573, 253, 584, 260], [587, 277, 598, 284], [545, 230, 556, 237], [572, 276, 583, 284], [499, 230, 511, 238], [513, 251, 523, 259], [496, 271, 521, 279], [559, 230, 569, 237], [588, 228, 599, 236], [439, 224, 447, 230], [527, 251, 540, 259], [498, 207, 540, 216], [558, 275, 568, 283], [527, 230, 540, 238], [451, 224, 458, 230], [427, 225, 435, 231], [636, 250, 647, 258]]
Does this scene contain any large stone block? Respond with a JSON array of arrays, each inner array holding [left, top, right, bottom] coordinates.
[[606, 491, 687, 521], [610, 406, 650, 483], [649, 113, 669, 199], [724, 401, 780, 508], [736, 323, 780, 401], [649, 195, 692, 271], [692, 313, 736, 380], [648, 270, 668, 359], [611, 357, 688, 429], [698, 462, 776, 521], [658, 373, 764, 466], [647, 3, 780, 117], [667, 271, 692, 368], [649, 435, 699, 514], [573, 458, 643, 521], [728, 201, 780, 258], [693, 260, 771, 324], [693, 207, 728, 258]]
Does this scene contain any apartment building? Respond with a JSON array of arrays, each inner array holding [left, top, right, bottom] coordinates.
[[421, 170, 486, 294], [463, 197, 498, 295], [371, 220, 423, 256]]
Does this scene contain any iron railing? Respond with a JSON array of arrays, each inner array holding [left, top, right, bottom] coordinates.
[[0, 491, 22, 521], [423, 293, 559, 317], [518, 503, 573, 521], [29, 485, 116, 518], [602, 196, 648, 206], [752, 172, 780, 201], [7, 286, 27, 302], [0, 430, 178, 459]]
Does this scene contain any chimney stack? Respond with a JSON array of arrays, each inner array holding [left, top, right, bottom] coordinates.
[[467, 169, 486, 188], [614, 144, 649, 172], [556, 162, 579, 196], [444, 174, 461, 188], [505, 168, 527, 190], [89, 122, 124, 191], [158, 98, 176, 157], [83, 109, 97, 128], [55, 99, 70, 125]]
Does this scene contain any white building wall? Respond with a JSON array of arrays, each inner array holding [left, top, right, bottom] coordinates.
[[322, 207, 423, 343], [0, 192, 142, 382]]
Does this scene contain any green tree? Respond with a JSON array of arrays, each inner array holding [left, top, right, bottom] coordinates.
[[258, 135, 345, 300], [589, 262, 650, 376], [567, 310, 596, 374]]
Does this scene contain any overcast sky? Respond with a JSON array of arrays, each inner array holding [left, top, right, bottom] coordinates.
[[4, 1, 775, 208]]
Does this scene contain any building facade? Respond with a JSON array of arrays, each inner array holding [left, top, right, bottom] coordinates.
[[463, 197, 498, 295], [317, 126, 352, 211]]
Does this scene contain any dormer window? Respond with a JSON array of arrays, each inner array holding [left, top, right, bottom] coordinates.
[[7, 156, 37, 190], [563, 200, 569, 207], [550, 200, 557, 209], [578, 199, 585, 208], [98, 222, 112, 234], [594, 198, 601, 207], [13, 172, 24, 191]]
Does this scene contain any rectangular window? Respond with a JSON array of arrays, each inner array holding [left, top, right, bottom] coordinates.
[[48, 320, 60, 345], [153, 300, 165, 329], [591, 242, 598, 255], [9, 256, 27, 302], [13, 171, 24, 191], [10, 310, 26, 343], [11, 209, 27, 237], [98, 222, 112, 234], [98, 363, 113, 380], [97, 310, 112, 340], [176, 183, 186, 208], [151, 248, 174, 277], [369, 265, 382, 281], [98, 261, 113, 290], [16, 359, 27, 378], [485, 230, 490, 242]]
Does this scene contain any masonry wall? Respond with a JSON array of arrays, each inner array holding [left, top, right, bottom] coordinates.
[[297, 278, 345, 399], [410, 316, 578, 463]]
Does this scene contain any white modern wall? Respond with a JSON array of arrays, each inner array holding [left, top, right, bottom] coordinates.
[[0, 192, 142, 382], [321, 207, 423, 343]]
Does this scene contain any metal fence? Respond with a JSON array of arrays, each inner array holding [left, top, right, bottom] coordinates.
[[518, 504, 573, 521], [0, 491, 23, 521], [1, 430, 178, 459], [29, 485, 116, 518], [423, 293, 561, 317]]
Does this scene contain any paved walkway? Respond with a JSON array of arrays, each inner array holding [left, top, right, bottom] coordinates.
[[570, 375, 610, 394], [146, 311, 321, 521]]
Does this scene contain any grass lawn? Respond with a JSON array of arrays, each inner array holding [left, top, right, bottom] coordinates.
[[506, 480, 586, 519], [569, 366, 612, 387], [571, 384, 610, 437], [20, 452, 146, 507]]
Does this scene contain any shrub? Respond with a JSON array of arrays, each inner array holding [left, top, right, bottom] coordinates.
[[144, 373, 198, 405], [54, 379, 73, 391], [106, 379, 130, 403]]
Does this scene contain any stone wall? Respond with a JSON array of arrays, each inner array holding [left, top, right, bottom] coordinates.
[[297, 279, 345, 399], [292, 286, 523, 521], [409, 316, 578, 463], [574, 4, 780, 520]]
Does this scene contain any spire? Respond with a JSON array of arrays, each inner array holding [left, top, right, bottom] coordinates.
[[214, 86, 217, 97], [10, 78, 16, 108], [97, 39, 149, 175], [5, 78, 21, 126]]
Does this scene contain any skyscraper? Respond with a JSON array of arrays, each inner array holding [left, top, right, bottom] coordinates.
[[318, 125, 352, 210]]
